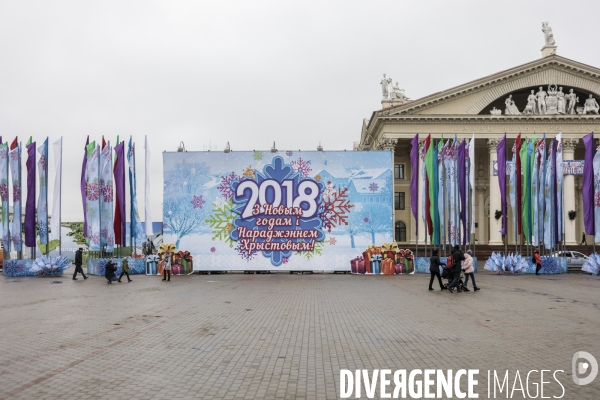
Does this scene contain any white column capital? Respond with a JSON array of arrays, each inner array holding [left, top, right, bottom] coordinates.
[[562, 138, 578, 152], [377, 138, 397, 151]]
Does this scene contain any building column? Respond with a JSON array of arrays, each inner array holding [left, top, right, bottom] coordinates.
[[475, 154, 488, 245], [378, 137, 398, 241], [487, 139, 503, 244], [562, 139, 578, 245]]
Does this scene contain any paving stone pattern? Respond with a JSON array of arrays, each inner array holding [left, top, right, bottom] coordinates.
[[1, 269, 599, 399]]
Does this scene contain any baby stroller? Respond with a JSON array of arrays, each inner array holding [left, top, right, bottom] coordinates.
[[441, 265, 464, 290]]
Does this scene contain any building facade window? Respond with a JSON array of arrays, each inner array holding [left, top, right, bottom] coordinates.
[[394, 192, 405, 210], [395, 221, 407, 242], [394, 164, 405, 180]]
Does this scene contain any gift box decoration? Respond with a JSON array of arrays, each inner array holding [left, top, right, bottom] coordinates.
[[357, 259, 366, 274], [381, 258, 395, 275], [370, 254, 382, 274], [177, 251, 194, 274], [394, 263, 406, 274], [146, 255, 159, 275], [171, 264, 184, 275], [351, 256, 365, 274], [381, 242, 399, 260]]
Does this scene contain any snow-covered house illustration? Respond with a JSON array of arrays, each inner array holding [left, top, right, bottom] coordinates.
[[348, 178, 387, 203], [314, 164, 350, 190]]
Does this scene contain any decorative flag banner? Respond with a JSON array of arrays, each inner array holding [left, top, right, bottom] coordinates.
[[144, 135, 153, 236], [469, 134, 475, 239], [420, 142, 427, 242], [509, 141, 517, 242], [458, 140, 466, 244], [523, 139, 533, 244], [544, 141, 556, 249], [532, 135, 539, 244], [497, 134, 507, 236], [100, 143, 115, 252], [433, 141, 440, 244], [424, 135, 433, 239], [25, 139, 37, 248], [556, 133, 563, 242], [410, 134, 418, 236], [537, 136, 546, 246], [127, 137, 146, 246], [582, 132, 595, 236], [0, 144, 10, 251], [551, 138, 558, 245], [50, 138, 62, 241], [425, 139, 437, 244], [37, 138, 48, 246], [452, 135, 460, 245], [9, 140, 22, 251], [113, 141, 126, 246], [86, 144, 101, 251], [437, 140, 445, 247], [163, 150, 391, 271], [515, 134, 522, 237], [594, 145, 600, 243], [81, 136, 89, 237]]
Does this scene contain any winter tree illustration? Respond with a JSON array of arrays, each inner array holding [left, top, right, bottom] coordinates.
[[359, 203, 392, 244]]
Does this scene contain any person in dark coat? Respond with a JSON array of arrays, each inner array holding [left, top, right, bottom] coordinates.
[[533, 249, 542, 275], [105, 260, 118, 284], [447, 245, 465, 293], [72, 247, 88, 280], [428, 249, 446, 291], [146, 238, 155, 256], [118, 257, 132, 283]]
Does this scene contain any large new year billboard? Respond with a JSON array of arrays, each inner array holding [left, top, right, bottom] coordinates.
[[162, 151, 392, 271]]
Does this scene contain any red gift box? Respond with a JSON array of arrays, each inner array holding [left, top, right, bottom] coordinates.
[[394, 263, 406, 274], [381, 258, 395, 274], [357, 260, 366, 274]]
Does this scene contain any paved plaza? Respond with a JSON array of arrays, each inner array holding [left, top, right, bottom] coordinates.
[[1, 269, 599, 399]]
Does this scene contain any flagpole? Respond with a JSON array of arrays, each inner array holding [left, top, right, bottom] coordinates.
[[58, 138, 62, 256]]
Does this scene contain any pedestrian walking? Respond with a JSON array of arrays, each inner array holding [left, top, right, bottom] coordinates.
[[428, 249, 446, 291], [580, 232, 587, 245], [118, 257, 132, 283], [534, 249, 542, 275], [105, 260, 118, 284], [461, 250, 480, 292], [447, 245, 465, 293], [162, 253, 171, 282], [72, 247, 88, 280], [146, 238, 155, 256]]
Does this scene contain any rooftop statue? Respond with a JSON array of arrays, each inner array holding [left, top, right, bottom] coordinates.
[[542, 22, 555, 46], [583, 94, 599, 115], [391, 82, 409, 101], [380, 74, 392, 99]]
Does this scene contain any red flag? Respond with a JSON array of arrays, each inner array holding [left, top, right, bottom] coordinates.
[[10, 137, 18, 150], [515, 134, 522, 235], [102, 136, 106, 150]]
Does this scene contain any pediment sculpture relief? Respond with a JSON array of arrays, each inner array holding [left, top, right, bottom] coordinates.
[[493, 85, 599, 116]]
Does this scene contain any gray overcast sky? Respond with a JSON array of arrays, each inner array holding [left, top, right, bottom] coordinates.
[[1, 0, 599, 222]]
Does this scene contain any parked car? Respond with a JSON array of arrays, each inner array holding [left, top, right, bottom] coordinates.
[[547, 250, 588, 265]]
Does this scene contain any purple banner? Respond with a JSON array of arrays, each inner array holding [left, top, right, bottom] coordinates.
[[410, 134, 418, 236], [114, 141, 126, 246], [25, 141, 36, 248], [497, 134, 507, 235], [582, 133, 595, 235], [458, 140, 466, 244]]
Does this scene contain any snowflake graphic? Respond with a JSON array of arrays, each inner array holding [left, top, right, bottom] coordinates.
[[0, 149, 5, 160], [0, 184, 8, 201], [292, 158, 312, 178], [101, 228, 108, 240], [319, 182, 354, 233], [253, 151, 263, 161], [210, 247, 216, 253], [296, 240, 325, 260], [107, 235, 114, 247], [102, 185, 113, 202], [13, 185, 20, 202], [205, 199, 236, 248], [282, 257, 289, 264], [236, 241, 257, 261], [90, 234, 100, 245], [368, 182, 379, 193], [4, 261, 26, 277], [40, 154, 46, 170], [329, 237, 337, 245], [38, 221, 48, 240], [242, 166, 255, 180], [12, 235, 22, 247], [286, 151, 293, 157], [87, 182, 100, 201], [191, 195, 206, 209], [217, 172, 240, 200], [10, 151, 19, 161]]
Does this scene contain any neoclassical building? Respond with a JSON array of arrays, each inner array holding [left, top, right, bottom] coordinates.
[[358, 37, 600, 246]]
